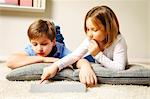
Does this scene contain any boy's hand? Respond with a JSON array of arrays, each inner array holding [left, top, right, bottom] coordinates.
[[40, 64, 59, 83]]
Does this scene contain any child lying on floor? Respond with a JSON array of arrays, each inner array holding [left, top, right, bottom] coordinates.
[[41, 5, 128, 87]]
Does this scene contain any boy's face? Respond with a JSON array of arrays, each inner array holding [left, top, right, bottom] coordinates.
[[30, 36, 56, 57]]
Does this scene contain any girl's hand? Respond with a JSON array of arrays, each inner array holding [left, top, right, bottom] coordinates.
[[40, 64, 59, 83], [88, 40, 100, 56], [79, 65, 97, 87]]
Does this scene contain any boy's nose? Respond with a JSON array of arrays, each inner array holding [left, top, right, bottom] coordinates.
[[37, 45, 43, 51]]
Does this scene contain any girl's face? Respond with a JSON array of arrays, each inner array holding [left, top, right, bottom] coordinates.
[[86, 18, 106, 44], [31, 36, 55, 57]]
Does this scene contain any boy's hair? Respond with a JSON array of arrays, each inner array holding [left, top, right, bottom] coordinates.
[[27, 19, 56, 41], [84, 5, 120, 48]]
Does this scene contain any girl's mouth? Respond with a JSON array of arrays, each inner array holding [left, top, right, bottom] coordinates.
[[93, 39, 100, 48]]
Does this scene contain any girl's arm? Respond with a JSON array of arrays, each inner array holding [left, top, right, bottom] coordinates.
[[41, 38, 91, 82], [54, 38, 90, 71], [76, 59, 97, 87], [94, 37, 127, 71], [41, 38, 90, 83]]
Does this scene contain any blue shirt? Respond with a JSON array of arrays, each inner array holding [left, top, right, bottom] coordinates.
[[25, 42, 95, 62], [24, 42, 71, 58]]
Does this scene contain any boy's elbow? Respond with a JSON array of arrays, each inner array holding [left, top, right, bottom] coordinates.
[[6, 55, 22, 69], [6, 60, 17, 69], [7, 65, 16, 70]]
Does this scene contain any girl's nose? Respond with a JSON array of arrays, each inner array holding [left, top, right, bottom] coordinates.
[[88, 32, 93, 39]]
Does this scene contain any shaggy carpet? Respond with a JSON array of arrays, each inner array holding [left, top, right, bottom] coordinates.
[[0, 62, 150, 99]]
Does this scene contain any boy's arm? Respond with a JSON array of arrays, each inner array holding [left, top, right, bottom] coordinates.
[[6, 51, 43, 69], [6, 51, 59, 69]]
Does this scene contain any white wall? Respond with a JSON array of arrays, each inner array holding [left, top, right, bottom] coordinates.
[[0, 0, 149, 63], [148, 0, 150, 60], [51, 0, 149, 62]]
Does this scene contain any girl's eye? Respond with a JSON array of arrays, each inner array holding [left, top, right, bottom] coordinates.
[[90, 27, 98, 32], [86, 28, 89, 32], [93, 29, 98, 32]]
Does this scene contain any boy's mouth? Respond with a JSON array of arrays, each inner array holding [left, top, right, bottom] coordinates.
[[38, 52, 45, 56]]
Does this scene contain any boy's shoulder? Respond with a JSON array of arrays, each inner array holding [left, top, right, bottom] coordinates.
[[56, 42, 68, 51], [55, 42, 66, 50], [56, 42, 65, 46], [55, 42, 70, 51], [55, 42, 71, 57]]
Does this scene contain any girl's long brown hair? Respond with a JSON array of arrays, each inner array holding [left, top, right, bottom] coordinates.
[[84, 5, 120, 48]]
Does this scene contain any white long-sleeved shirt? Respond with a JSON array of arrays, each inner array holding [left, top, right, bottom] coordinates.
[[54, 34, 128, 71]]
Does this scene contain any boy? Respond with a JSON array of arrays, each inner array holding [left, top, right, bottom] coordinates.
[[7, 19, 71, 69]]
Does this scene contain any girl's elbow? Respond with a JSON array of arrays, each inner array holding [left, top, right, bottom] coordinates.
[[118, 67, 125, 71], [115, 64, 125, 71]]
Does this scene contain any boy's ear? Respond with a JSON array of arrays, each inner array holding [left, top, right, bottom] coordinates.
[[52, 38, 56, 46]]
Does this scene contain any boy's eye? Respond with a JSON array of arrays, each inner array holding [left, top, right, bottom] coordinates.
[[41, 43, 48, 46], [32, 43, 37, 46]]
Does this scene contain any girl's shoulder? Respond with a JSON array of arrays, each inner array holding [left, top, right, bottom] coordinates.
[[116, 34, 127, 44], [114, 34, 127, 49], [118, 34, 127, 43], [107, 34, 127, 50]]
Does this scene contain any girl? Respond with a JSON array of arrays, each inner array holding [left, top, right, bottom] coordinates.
[[41, 6, 128, 87]]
